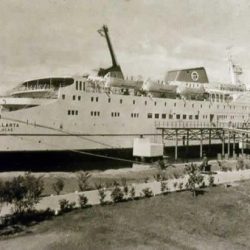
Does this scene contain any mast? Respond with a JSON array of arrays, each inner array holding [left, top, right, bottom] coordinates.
[[227, 49, 242, 85], [97, 25, 124, 79]]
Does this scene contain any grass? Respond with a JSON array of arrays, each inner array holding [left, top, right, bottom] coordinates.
[[1, 180, 250, 249]]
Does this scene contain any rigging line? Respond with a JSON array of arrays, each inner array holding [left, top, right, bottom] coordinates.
[[1, 115, 116, 149], [10, 133, 144, 165]]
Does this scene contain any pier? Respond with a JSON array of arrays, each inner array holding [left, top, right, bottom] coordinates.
[[155, 121, 250, 160]]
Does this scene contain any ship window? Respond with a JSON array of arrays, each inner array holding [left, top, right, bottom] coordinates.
[[133, 100, 135, 105], [91, 97, 94, 102], [169, 114, 173, 119], [189, 115, 192, 119], [78, 96, 81, 101], [155, 114, 159, 119], [120, 99, 122, 104], [76, 81, 78, 90], [96, 97, 98, 102], [183, 114, 187, 119], [73, 95, 76, 100], [176, 114, 180, 119], [147, 113, 152, 119], [145, 101, 147, 105], [162, 114, 166, 119], [62, 94, 65, 100], [195, 115, 199, 119]]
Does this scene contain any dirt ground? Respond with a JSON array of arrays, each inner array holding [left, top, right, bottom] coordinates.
[[1, 178, 250, 249]]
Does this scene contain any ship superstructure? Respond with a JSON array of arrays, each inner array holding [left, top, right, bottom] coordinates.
[[0, 25, 249, 153]]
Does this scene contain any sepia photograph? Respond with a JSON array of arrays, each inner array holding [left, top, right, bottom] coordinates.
[[1, 0, 250, 249]]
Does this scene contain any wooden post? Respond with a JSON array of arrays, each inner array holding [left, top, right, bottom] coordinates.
[[175, 129, 178, 160], [186, 130, 189, 157], [227, 131, 230, 157], [233, 132, 236, 157], [200, 129, 203, 158], [241, 133, 244, 155], [222, 130, 225, 157]]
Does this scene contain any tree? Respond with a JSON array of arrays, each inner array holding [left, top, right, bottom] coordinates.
[[185, 163, 204, 198], [53, 178, 64, 195], [76, 171, 92, 191], [2, 172, 44, 213]]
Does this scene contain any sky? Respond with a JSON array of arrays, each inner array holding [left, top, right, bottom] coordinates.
[[1, 0, 250, 94]]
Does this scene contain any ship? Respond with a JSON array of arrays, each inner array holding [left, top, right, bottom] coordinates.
[[0, 25, 249, 168]]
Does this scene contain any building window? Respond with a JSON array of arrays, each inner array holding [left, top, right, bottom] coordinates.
[[133, 100, 135, 105], [164, 102, 166, 107], [131, 113, 133, 118], [79, 82, 82, 91], [154, 101, 157, 106], [108, 98, 111, 103], [76, 81, 78, 90], [91, 97, 94, 102], [155, 114, 159, 119], [162, 114, 166, 119], [68, 110, 71, 115], [72, 110, 75, 115], [148, 113, 152, 119], [145, 101, 147, 106], [120, 99, 123, 104], [169, 114, 173, 119], [78, 96, 81, 101], [183, 114, 187, 119], [76, 110, 78, 115], [174, 103, 176, 107], [96, 97, 98, 102], [73, 95, 76, 100], [62, 94, 65, 100], [189, 115, 192, 119], [176, 114, 180, 119], [192, 104, 194, 108], [195, 115, 199, 119]]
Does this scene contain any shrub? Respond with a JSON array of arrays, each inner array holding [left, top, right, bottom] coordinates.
[[236, 157, 245, 170], [76, 171, 91, 191], [59, 199, 76, 213], [98, 188, 106, 205], [141, 187, 153, 198], [178, 182, 184, 190], [78, 194, 88, 208], [53, 178, 64, 195], [208, 174, 215, 187], [111, 186, 124, 203], [129, 186, 136, 200], [160, 181, 168, 194], [185, 163, 204, 198], [2, 172, 44, 213]]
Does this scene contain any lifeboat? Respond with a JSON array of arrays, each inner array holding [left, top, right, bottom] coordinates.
[[142, 80, 177, 98], [104, 72, 143, 90]]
